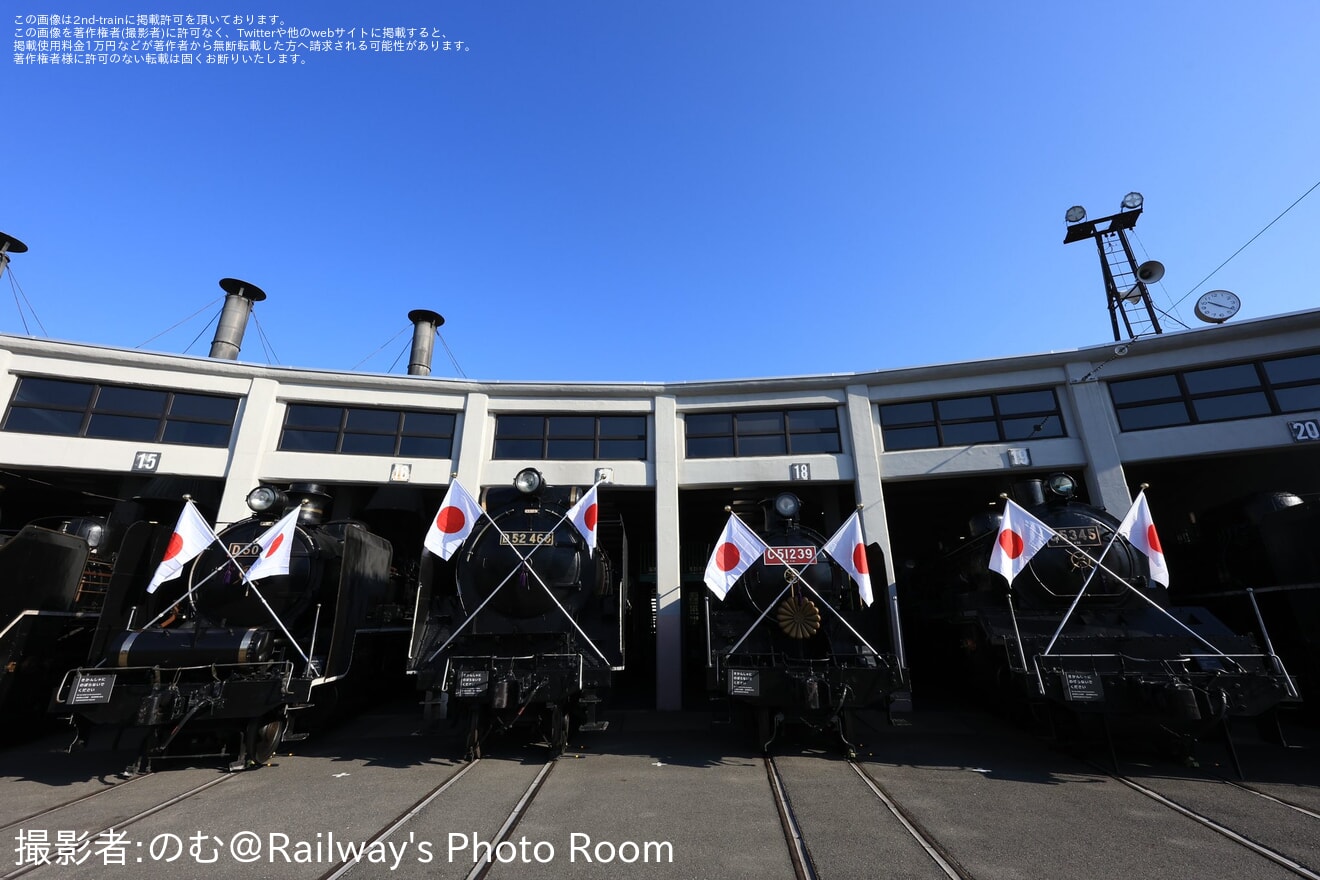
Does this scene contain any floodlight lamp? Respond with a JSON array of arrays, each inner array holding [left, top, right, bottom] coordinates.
[[247, 486, 283, 512], [1120, 192, 1144, 211], [774, 493, 802, 519], [1045, 473, 1077, 499], [514, 468, 544, 495], [1065, 206, 1087, 224]]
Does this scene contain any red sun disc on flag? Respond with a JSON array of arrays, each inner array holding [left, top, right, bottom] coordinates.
[[584, 504, 597, 531], [852, 543, 868, 574], [715, 543, 741, 572], [1146, 524, 1162, 553], [436, 506, 466, 534], [163, 532, 184, 561], [265, 534, 284, 558], [998, 530, 1024, 559]]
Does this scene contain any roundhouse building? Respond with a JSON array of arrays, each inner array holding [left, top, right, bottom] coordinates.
[[2, 306, 1318, 711]]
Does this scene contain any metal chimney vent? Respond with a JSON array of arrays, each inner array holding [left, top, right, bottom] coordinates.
[[209, 278, 267, 360], [407, 309, 445, 376]]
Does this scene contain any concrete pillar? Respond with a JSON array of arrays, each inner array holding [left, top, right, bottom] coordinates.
[[1062, 361, 1132, 514], [653, 394, 683, 710]]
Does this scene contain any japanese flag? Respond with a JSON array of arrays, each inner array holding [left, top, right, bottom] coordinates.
[[1116, 490, 1169, 587], [147, 501, 220, 593], [244, 507, 300, 582], [566, 483, 600, 554], [704, 514, 769, 600], [989, 499, 1055, 586], [424, 480, 484, 561], [822, 511, 874, 606]]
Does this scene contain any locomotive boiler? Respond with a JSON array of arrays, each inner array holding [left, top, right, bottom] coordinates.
[[704, 492, 910, 757], [902, 474, 1295, 755], [53, 484, 411, 772], [409, 469, 627, 759]]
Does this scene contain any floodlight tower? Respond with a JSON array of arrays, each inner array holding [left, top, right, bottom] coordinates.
[[1063, 193, 1165, 341]]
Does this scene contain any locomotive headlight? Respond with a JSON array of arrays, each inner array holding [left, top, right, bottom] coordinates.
[[1045, 473, 1077, 500], [513, 468, 544, 495], [246, 486, 283, 513], [774, 493, 801, 519]]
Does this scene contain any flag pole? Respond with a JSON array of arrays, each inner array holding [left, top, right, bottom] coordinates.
[[1041, 527, 1124, 656], [136, 560, 234, 631], [423, 480, 609, 667], [1044, 530, 1239, 665]]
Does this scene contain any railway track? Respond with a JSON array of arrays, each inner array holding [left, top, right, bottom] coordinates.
[[314, 756, 559, 880], [765, 747, 1320, 880], [764, 755, 973, 880], [1093, 763, 1320, 880], [0, 772, 152, 837], [1, 772, 236, 880]]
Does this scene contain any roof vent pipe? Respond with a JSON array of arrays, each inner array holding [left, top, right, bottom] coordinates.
[[209, 278, 267, 360], [407, 309, 445, 376], [0, 232, 29, 282]]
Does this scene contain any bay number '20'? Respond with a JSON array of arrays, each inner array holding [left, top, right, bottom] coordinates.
[[1289, 419, 1320, 442]]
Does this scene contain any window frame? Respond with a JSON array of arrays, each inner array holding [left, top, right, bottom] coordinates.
[[3, 376, 239, 448], [879, 388, 1065, 451], [278, 403, 457, 458], [492, 413, 648, 461], [684, 406, 843, 459]]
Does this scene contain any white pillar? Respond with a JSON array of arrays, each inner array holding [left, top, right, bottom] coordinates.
[[653, 395, 683, 710]]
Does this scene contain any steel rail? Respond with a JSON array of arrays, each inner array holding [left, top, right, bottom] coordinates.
[[1, 773, 235, 880]]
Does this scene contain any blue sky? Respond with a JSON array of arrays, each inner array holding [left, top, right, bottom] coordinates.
[[6, 2, 1319, 382]]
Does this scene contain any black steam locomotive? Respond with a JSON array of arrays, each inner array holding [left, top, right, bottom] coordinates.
[[409, 469, 626, 759], [1169, 490, 1320, 715], [1, 515, 112, 738], [902, 474, 1294, 752], [704, 493, 910, 757], [53, 484, 412, 772]]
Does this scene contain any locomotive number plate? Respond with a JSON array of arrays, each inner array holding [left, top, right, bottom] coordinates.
[[763, 546, 817, 566], [1048, 526, 1102, 547], [500, 531, 554, 546]]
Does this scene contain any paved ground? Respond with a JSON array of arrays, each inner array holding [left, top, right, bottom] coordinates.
[[2, 702, 1317, 880]]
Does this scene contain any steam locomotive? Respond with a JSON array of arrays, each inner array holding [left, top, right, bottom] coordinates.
[[704, 493, 910, 757], [901, 474, 1294, 751], [1169, 490, 1320, 715], [409, 469, 626, 759], [1, 515, 112, 738], [52, 484, 412, 772]]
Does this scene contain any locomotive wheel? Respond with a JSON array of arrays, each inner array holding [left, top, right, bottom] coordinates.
[[756, 707, 773, 755], [245, 714, 286, 766], [463, 707, 483, 762], [550, 708, 569, 756]]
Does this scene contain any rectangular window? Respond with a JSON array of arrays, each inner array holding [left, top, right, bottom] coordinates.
[[879, 389, 1065, 451], [278, 404, 457, 458], [3, 377, 238, 448], [684, 407, 841, 459], [1109, 350, 1320, 430], [492, 413, 648, 460]]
